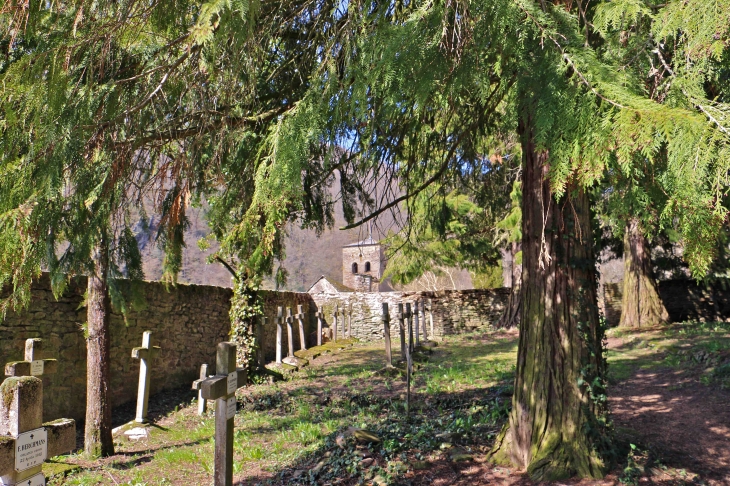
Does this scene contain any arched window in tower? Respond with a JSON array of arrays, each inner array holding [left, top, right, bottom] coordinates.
[[365, 262, 371, 272], [352, 262, 358, 273]]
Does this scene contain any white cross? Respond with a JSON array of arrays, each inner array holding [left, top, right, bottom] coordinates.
[[131, 331, 161, 423]]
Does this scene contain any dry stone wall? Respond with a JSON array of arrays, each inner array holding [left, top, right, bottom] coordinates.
[[1, 275, 509, 423], [0, 275, 232, 422], [602, 278, 730, 326], [309, 288, 510, 340]]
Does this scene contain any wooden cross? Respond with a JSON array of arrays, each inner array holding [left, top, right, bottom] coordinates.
[[332, 304, 339, 343], [276, 307, 283, 364], [397, 303, 406, 360], [295, 305, 307, 351], [382, 303, 392, 367], [131, 331, 161, 424], [315, 311, 323, 346], [1, 340, 75, 485], [4, 339, 58, 378], [191, 342, 247, 486], [194, 364, 210, 415], [405, 303, 413, 417]]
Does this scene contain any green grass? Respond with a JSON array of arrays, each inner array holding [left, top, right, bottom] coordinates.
[[48, 331, 519, 485]]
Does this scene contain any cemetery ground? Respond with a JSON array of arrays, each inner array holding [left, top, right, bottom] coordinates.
[[43, 322, 730, 486]]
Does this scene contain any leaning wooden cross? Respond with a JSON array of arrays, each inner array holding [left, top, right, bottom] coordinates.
[[192, 342, 246, 486], [1, 338, 76, 486], [131, 331, 161, 423]]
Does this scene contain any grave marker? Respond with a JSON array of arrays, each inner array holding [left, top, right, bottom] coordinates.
[[191, 342, 247, 486], [315, 311, 323, 346], [405, 303, 413, 417], [428, 299, 434, 339], [131, 331, 161, 423], [382, 303, 392, 367], [295, 305, 307, 351], [1, 339, 76, 486], [276, 307, 283, 364], [332, 305, 339, 343], [256, 316, 266, 369], [4, 339, 57, 379], [347, 303, 352, 339], [193, 364, 210, 415], [397, 303, 406, 360], [414, 300, 420, 347], [340, 306, 347, 340], [286, 308, 295, 357]]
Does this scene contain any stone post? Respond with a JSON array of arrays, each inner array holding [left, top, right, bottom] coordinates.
[[256, 316, 266, 369], [286, 307, 294, 358], [406, 302, 414, 355], [296, 305, 307, 351], [428, 299, 434, 339], [276, 307, 283, 364], [196, 364, 210, 415], [316, 311, 323, 346]]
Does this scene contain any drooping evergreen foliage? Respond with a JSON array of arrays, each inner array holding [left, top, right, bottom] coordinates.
[[2, 0, 730, 477]]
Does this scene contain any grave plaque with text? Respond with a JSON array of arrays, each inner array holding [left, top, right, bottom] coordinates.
[[15, 428, 47, 472]]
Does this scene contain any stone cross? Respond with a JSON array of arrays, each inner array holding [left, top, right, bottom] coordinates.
[[1, 340, 76, 486], [397, 303, 406, 360], [191, 342, 247, 486], [4, 339, 58, 379], [315, 311, 323, 346], [414, 300, 420, 346], [405, 303, 413, 416], [131, 331, 161, 423], [332, 305, 339, 343], [194, 364, 210, 415], [382, 303, 392, 367], [286, 308, 294, 358], [256, 316, 266, 369], [295, 305, 307, 351], [276, 307, 283, 364]]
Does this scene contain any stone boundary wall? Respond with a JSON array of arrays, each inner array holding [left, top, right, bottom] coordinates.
[[603, 278, 730, 326], [0, 274, 233, 422], [0, 276, 509, 422], [309, 288, 510, 340]]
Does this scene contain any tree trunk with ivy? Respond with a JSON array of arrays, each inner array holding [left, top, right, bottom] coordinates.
[[229, 275, 263, 372], [491, 115, 609, 480], [619, 218, 668, 328], [84, 236, 114, 458]]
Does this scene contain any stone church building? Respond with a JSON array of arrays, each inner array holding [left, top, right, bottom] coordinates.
[[307, 236, 393, 294]]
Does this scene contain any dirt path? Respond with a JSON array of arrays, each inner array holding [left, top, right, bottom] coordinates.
[[610, 366, 730, 484]]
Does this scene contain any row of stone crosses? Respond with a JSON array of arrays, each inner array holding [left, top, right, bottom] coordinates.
[[0, 299, 432, 486]]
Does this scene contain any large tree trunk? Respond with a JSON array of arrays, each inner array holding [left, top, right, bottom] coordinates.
[[619, 218, 668, 328], [85, 236, 114, 457], [497, 241, 522, 328], [491, 117, 609, 480]]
